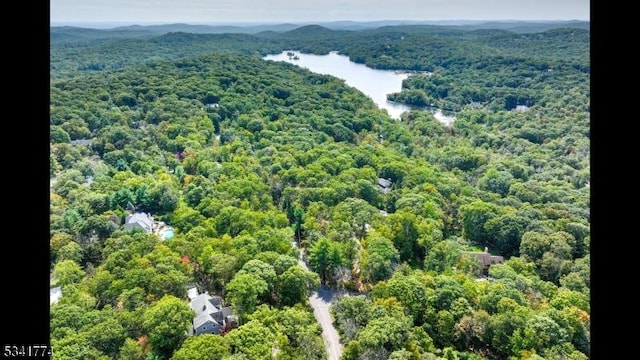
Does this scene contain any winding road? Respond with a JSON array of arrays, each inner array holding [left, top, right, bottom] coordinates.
[[293, 242, 343, 360]]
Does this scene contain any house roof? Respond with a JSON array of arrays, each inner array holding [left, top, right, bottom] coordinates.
[[124, 212, 154, 233], [377, 178, 392, 194], [189, 293, 224, 317], [190, 293, 214, 313], [220, 306, 233, 319], [209, 295, 223, 307], [190, 292, 230, 333], [70, 139, 93, 146], [187, 287, 199, 301], [193, 313, 218, 329], [212, 306, 234, 323], [377, 178, 392, 188], [211, 310, 225, 323], [461, 252, 504, 267]]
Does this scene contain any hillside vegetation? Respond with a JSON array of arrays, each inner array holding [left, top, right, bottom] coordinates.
[[50, 23, 589, 360]]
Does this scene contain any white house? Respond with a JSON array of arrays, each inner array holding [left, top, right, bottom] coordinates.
[[188, 288, 236, 336], [377, 178, 393, 194], [123, 212, 175, 240], [123, 212, 155, 233]]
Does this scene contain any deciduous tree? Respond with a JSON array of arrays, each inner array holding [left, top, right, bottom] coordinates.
[[142, 295, 194, 359]]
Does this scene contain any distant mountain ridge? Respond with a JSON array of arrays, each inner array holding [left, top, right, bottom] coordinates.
[[51, 19, 589, 36], [50, 20, 589, 47], [112, 22, 303, 34]]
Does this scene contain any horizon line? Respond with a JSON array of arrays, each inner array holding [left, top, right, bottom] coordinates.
[[50, 18, 590, 28]]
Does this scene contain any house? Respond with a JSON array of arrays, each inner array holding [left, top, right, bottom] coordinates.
[[70, 139, 93, 146], [377, 178, 393, 194], [123, 212, 175, 240], [460, 247, 504, 274], [123, 212, 155, 234], [188, 288, 237, 336]]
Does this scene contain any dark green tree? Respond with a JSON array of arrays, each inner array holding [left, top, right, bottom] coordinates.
[[142, 295, 194, 359]]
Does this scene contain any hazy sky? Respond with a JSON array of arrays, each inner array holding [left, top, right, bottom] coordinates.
[[51, 0, 589, 25]]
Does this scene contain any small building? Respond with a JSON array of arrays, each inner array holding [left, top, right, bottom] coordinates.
[[188, 288, 237, 336], [460, 247, 504, 274], [123, 212, 155, 234], [515, 105, 530, 112], [377, 178, 393, 194], [70, 139, 93, 146], [123, 212, 175, 240]]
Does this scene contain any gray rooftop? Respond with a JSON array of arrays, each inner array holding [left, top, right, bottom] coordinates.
[[189, 292, 231, 334], [461, 252, 505, 268], [124, 212, 154, 233], [377, 178, 393, 194], [187, 286, 199, 301], [70, 139, 93, 146], [193, 312, 217, 329]]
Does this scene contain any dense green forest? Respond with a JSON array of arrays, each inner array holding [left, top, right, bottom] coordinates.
[[50, 23, 589, 360]]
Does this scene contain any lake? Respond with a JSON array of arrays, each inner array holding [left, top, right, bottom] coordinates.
[[264, 50, 455, 124]]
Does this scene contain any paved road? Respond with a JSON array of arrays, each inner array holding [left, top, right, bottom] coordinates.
[[293, 242, 343, 360], [309, 287, 343, 360]]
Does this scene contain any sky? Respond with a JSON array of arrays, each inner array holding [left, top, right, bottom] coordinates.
[[50, 0, 589, 26]]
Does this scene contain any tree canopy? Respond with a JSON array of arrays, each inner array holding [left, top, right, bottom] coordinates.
[[50, 22, 589, 360]]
